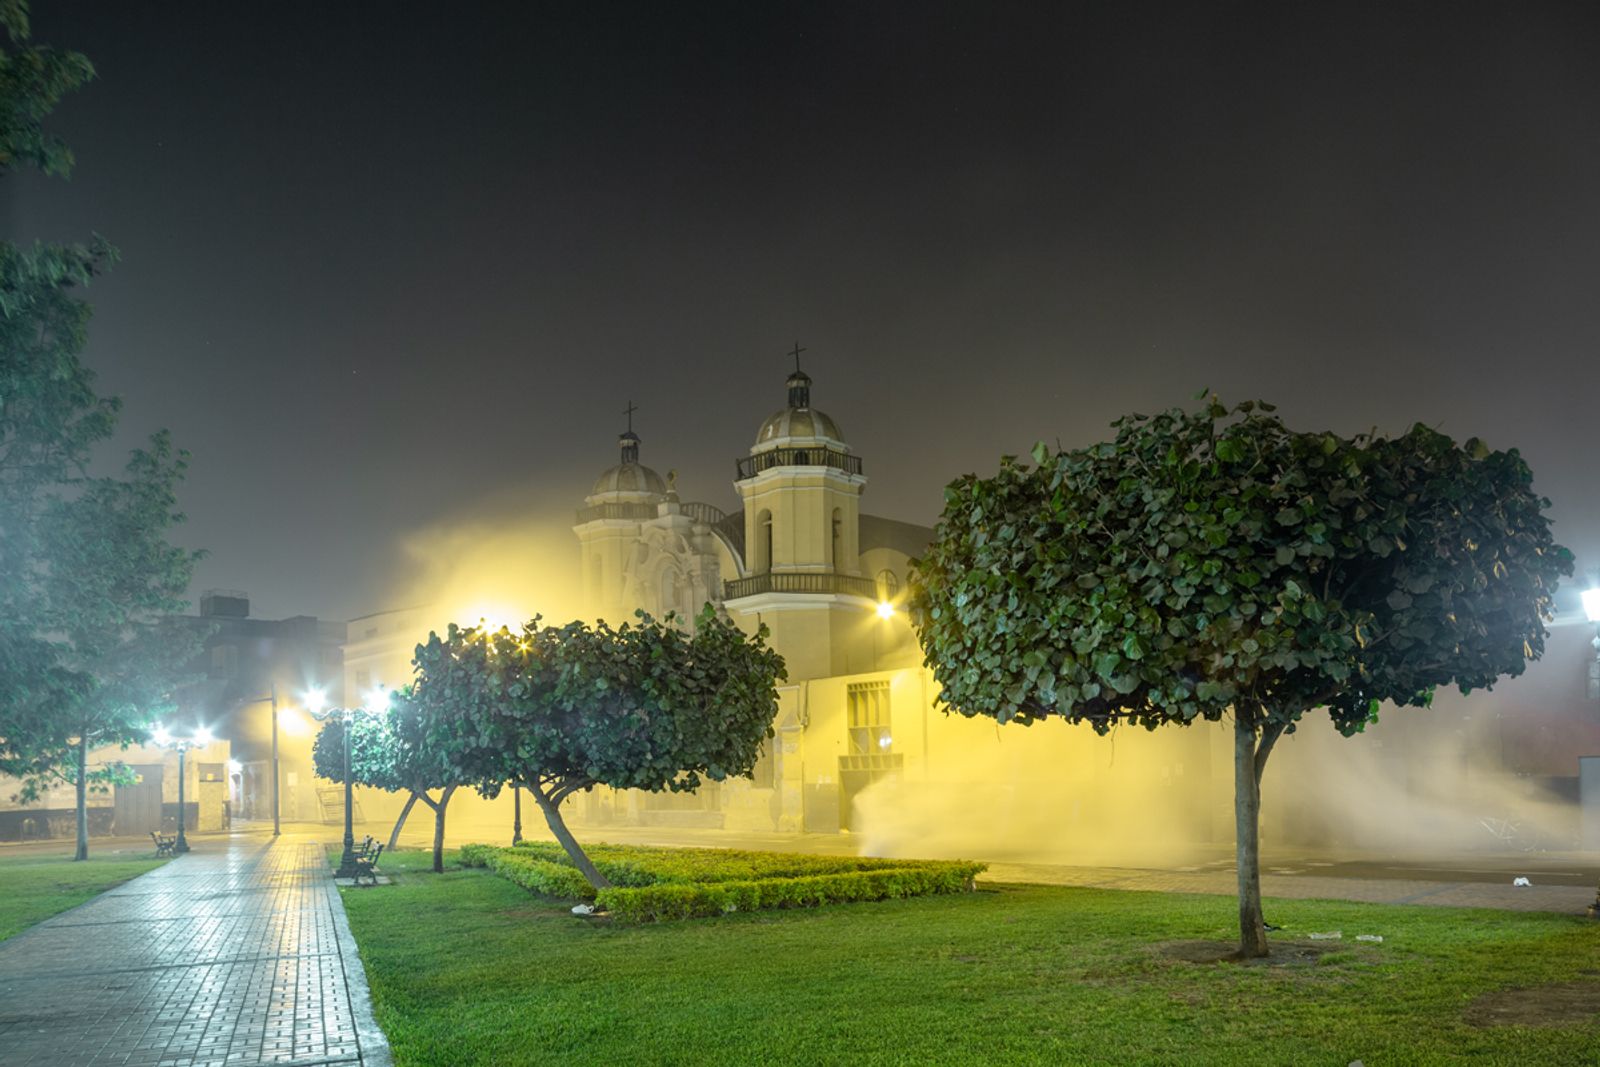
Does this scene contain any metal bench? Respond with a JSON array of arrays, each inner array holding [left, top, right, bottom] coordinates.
[[151, 830, 177, 858], [352, 842, 384, 887]]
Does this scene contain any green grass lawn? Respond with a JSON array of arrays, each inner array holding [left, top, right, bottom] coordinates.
[[0, 851, 166, 942], [341, 850, 1600, 1066]]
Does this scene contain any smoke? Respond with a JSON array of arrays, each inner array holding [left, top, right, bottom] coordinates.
[[852, 693, 1582, 867], [388, 490, 589, 636], [852, 714, 1221, 867]]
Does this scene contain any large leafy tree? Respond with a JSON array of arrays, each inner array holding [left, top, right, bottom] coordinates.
[[909, 398, 1570, 957], [0, 4, 201, 859], [414, 607, 785, 889], [312, 695, 466, 874]]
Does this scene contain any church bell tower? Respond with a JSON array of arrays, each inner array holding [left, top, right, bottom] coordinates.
[[723, 348, 874, 677]]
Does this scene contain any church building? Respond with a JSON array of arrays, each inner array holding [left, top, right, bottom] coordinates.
[[568, 362, 1217, 845]]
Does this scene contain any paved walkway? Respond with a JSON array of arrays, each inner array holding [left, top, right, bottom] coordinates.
[[0, 834, 389, 1067]]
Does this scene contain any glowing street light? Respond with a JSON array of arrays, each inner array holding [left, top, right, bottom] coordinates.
[[305, 685, 387, 879], [876, 600, 895, 620], [149, 724, 211, 853]]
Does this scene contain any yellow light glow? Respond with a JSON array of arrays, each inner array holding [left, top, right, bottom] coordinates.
[[304, 687, 328, 715], [876, 601, 895, 619], [276, 707, 310, 737]]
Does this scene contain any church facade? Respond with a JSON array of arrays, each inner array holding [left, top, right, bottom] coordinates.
[[570, 366, 1221, 845]]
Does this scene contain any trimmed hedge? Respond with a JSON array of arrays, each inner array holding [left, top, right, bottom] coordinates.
[[509, 840, 970, 885], [460, 841, 986, 921], [595, 863, 985, 922]]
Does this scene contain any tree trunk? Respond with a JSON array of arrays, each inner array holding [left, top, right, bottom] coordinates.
[[428, 786, 456, 874], [1233, 714, 1268, 958], [531, 786, 611, 889], [74, 736, 89, 862], [387, 791, 419, 852]]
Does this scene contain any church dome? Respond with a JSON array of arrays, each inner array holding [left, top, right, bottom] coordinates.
[[752, 370, 847, 450], [589, 429, 666, 501], [754, 404, 844, 447], [591, 459, 666, 497]]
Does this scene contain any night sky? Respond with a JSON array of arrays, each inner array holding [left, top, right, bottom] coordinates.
[[9, 1, 1599, 624]]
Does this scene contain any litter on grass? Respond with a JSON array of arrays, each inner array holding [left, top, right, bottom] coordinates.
[[571, 904, 596, 916], [1355, 934, 1384, 943], [1307, 931, 1342, 940]]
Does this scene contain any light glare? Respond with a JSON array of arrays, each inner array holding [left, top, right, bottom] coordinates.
[[1582, 588, 1600, 624], [876, 601, 894, 619]]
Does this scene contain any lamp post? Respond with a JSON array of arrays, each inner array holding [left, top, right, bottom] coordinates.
[[306, 685, 389, 879], [151, 724, 213, 854], [1583, 587, 1600, 920]]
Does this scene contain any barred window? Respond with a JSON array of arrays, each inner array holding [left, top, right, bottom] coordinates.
[[847, 681, 892, 756]]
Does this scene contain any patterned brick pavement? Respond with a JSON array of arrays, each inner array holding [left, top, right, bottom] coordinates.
[[0, 835, 390, 1067]]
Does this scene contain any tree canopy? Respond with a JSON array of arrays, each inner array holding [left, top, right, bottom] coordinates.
[[312, 693, 467, 872], [909, 397, 1570, 955], [0, 5, 201, 859], [411, 607, 786, 888]]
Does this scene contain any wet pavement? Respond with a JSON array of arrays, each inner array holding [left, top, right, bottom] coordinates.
[[0, 834, 389, 1067]]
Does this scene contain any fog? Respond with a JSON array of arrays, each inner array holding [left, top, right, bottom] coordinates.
[[854, 689, 1586, 868], [389, 499, 588, 641]]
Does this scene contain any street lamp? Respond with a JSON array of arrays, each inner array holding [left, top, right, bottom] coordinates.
[[1584, 587, 1600, 920], [150, 724, 213, 853], [305, 685, 389, 879]]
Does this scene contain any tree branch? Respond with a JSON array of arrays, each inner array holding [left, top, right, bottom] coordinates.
[[1254, 720, 1287, 789]]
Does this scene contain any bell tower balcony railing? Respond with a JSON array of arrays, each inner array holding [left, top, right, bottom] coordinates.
[[736, 447, 863, 480], [724, 571, 878, 600]]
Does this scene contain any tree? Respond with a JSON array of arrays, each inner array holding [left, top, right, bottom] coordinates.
[[0, 5, 202, 859], [7, 436, 200, 858], [414, 607, 785, 889], [311, 696, 467, 874], [908, 398, 1570, 957]]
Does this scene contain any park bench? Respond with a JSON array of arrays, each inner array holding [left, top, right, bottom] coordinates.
[[151, 830, 177, 858], [353, 842, 384, 886]]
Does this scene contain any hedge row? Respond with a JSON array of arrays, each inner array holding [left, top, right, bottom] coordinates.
[[460, 843, 597, 900], [594, 863, 987, 922], [507, 840, 965, 885]]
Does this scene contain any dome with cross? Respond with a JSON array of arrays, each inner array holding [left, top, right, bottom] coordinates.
[[752, 347, 848, 452], [588, 404, 666, 503]]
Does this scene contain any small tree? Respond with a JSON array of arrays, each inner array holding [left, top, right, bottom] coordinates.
[[414, 607, 785, 889], [311, 694, 465, 874], [7, 437, 200, 859], [909, 398, 1570, 957]]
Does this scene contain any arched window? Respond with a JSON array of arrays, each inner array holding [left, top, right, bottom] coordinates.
[[758, 510, 773, 573], [831, 508, 843, 570], [876, 569, 899, 601]]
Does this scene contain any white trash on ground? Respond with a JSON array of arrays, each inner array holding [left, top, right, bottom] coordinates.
[[1513, 877, 1532, 887], [1355, 934, 1384, 943], [571, 904, 596, 916], [1307, 931, 1342, 940]]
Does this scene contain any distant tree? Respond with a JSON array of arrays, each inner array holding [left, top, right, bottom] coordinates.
[[416, 608, 785, 889], [1, 4, 202, 859], [8, 436, 201, 859], [909, 398, 1570, 958], [312, 695, 466, 874]]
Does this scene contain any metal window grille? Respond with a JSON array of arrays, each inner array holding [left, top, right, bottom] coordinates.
[[847, 681, 892, 756]]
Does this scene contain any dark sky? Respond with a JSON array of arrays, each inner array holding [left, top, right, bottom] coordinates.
[[9, 1, 1599, 624]]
